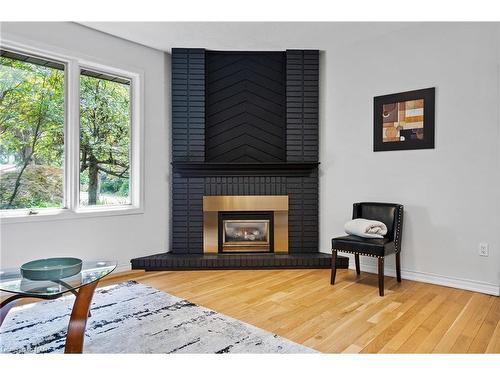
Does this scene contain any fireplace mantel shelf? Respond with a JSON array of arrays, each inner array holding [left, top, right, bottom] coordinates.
[[172, 162, 320, 177]]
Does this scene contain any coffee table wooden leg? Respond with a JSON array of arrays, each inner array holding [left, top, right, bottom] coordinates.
[[64, 280, 98, 354], [0, 295, 24, 327], [53, 280, 92, 317]]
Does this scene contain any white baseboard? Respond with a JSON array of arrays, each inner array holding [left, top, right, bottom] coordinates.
[[349, 262, 499, 296]]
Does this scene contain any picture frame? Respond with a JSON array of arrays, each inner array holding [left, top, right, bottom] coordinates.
[[373, 87, 435, 151]]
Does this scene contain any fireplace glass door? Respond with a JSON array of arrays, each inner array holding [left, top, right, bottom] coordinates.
[[218, 212, 274, 253]]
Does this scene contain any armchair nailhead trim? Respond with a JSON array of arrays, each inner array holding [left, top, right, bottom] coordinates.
[[394, 205, 403, 254], [332, 249, 383, 258]]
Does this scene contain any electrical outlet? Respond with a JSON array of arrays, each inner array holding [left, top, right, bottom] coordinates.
[[479, 243, 489, 257]]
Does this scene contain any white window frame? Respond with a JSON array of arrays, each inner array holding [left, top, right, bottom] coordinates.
[[0, 39, 144, 223]]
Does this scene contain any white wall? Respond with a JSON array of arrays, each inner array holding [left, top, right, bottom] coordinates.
[[1, 22, 498, 294], [0, 22, 169, 272], [320, 23, 500, 294]]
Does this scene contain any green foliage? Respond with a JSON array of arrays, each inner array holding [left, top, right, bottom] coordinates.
[[79, 171, 129, 198], [0, 165, 63, 209], [0, 57, 64, 167], [100, 174, 129, 197]]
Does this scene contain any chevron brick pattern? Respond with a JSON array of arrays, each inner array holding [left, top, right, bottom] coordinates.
[[205, 52, 286, 162]]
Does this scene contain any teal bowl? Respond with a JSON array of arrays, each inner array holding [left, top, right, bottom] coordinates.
[[21, 257, 83, 281]]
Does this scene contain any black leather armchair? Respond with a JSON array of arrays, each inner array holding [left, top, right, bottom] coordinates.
[[331, 202, 404, 296]]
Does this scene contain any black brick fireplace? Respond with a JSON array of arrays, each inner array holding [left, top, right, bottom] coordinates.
[[131, 48, 348, 270]]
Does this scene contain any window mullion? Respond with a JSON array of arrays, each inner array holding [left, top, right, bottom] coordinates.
[[66, 60, 80, 212]]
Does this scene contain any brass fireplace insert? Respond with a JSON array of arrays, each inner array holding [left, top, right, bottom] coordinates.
[[203, 195, 288, 254]]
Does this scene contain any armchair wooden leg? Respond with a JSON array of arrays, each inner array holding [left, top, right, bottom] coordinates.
[[330, 249, 337, 285], [378, 257, 385, 296], [355, 254, 360, 275], [395, 252, 402, 282]]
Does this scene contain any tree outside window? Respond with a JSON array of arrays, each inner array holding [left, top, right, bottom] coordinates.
[[0, 53, 65, 210], [79, 72, 131, 206]]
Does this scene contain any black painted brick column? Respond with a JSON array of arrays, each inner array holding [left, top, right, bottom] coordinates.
[[285, 50, 319, 253], [171, 48, 205, 162], [171, 49, 206, 253], [286, 50, 319, 162], [287, 171, 319, 253], [171, 176, 204, 254]]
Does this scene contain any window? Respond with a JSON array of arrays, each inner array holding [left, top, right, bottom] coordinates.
[[0, 45, 142, 220], [79, 71, 131, 206], [0, 51, 65, 210]]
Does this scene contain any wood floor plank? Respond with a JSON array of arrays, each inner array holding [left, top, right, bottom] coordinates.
[[396, 290, 460, 353], [400, 287, 463, 353], [468, 298, 500, 353], [359, 291, 437, 353], [450, 295, 495, 353], [413, 289, 471, 353], [485, 315, 500, 353], [433, 293, 491, 353], [342, 282, 427, 353]]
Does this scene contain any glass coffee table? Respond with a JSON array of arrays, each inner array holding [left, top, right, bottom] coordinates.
[[0, 260, 116, 353]]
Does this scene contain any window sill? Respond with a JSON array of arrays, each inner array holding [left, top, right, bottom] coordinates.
[[0, 206, 144, 224]]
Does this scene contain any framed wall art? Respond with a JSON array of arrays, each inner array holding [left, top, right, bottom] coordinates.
[[373, 87, 435, 151]]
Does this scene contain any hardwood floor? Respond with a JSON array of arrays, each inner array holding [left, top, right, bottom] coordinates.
[[100, 268, 500, 354]]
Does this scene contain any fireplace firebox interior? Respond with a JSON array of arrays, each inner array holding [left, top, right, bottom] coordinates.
[[219, 211, 274, 253]]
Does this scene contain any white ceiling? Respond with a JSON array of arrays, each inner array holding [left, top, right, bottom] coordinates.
[[79, 22, 418, 52]]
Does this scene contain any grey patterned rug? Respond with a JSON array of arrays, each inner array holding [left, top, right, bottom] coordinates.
[[0, 281, 314, 354]]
